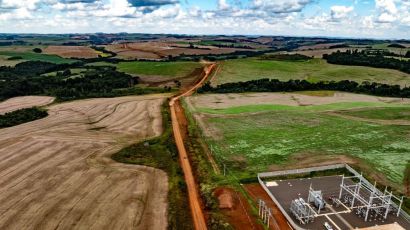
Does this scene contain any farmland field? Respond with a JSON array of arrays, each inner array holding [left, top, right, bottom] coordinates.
[[0, 51, 77, 64], [106, 42, 250, 60], [212, 58, 410, 87], [0, 55, 23, 66], [117, 61, 203, 78], [0, 96, 55, 115], [0, 95, 168, 229], [43, 46, 100, 58], [185, 92, 410, 192]]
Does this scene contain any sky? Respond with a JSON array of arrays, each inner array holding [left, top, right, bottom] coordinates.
[[0, 0, 409, 39]]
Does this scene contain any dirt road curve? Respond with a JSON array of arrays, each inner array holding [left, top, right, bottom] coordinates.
[[0, 95, 168, 230], [170, 63, 216, 230]]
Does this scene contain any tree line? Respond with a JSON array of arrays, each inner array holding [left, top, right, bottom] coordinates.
[[198, 78, 410, 98], [0, 61, 140, 101], [323, 50, 410, 74], [0, 107, 48, 128]]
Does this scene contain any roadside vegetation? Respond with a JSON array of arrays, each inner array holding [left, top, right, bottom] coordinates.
[[0, 107, 48, 128], [182, 100, 263, 230], [112, 104, 193, 230]]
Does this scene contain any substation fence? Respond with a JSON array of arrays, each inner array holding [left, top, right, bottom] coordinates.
[[257, 163, 410, 228]]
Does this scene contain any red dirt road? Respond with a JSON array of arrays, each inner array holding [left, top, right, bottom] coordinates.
[[169, 63, 216, 230]]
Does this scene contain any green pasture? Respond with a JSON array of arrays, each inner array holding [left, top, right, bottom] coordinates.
[[117, 61, 203, 77], [213, 58, 410, 87], [85, 62, 116, 67], [341, 107, 410, 121], [192, 98, 410, 187]]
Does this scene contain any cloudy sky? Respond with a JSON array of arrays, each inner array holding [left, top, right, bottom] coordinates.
[[0, 0, 409, 39]]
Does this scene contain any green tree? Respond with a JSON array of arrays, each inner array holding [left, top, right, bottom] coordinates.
[[33, 48, 42, 53]]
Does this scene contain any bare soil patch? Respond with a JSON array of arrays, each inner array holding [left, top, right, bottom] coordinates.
[[213, 187, 263, 230], [44, 46, 99, 58], [0, 95, 168, 230], [0, 96, 55, 115], [187, 92, 410, 109]]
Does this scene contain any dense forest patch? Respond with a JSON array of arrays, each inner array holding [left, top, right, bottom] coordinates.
[[0, 107, 48, 128]]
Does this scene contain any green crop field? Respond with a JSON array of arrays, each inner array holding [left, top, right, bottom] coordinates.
[[213, 58, 410, 86], [117, 61, 203, 78], [0, 51, 77, 64], [341, 107, 410, 121], [188, 93, 410, 190], [85, 62, 116, 67]]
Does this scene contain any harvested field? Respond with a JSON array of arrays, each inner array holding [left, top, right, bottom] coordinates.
[[44, 46, 99, 58], [0, 95, 168, 230], [0, 96, 55, 115], [0, 46, 39, 53], [0, 55, 23, 66], [106, 42, 248, 60], [117, 61, 204, 87]]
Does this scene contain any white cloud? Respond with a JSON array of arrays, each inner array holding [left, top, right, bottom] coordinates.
[[378, 12, 396, 22], [0, 0, 41, 11], [218, 0, 230, 11], [92, 0, 136, 17], [375, 0, 398, 14], [251, 0, 314, 14], [330, 5, 354, 20]]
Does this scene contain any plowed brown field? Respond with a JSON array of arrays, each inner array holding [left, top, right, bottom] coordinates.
[[44, 46, 99, 58], [0, 95, 168, 230]]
